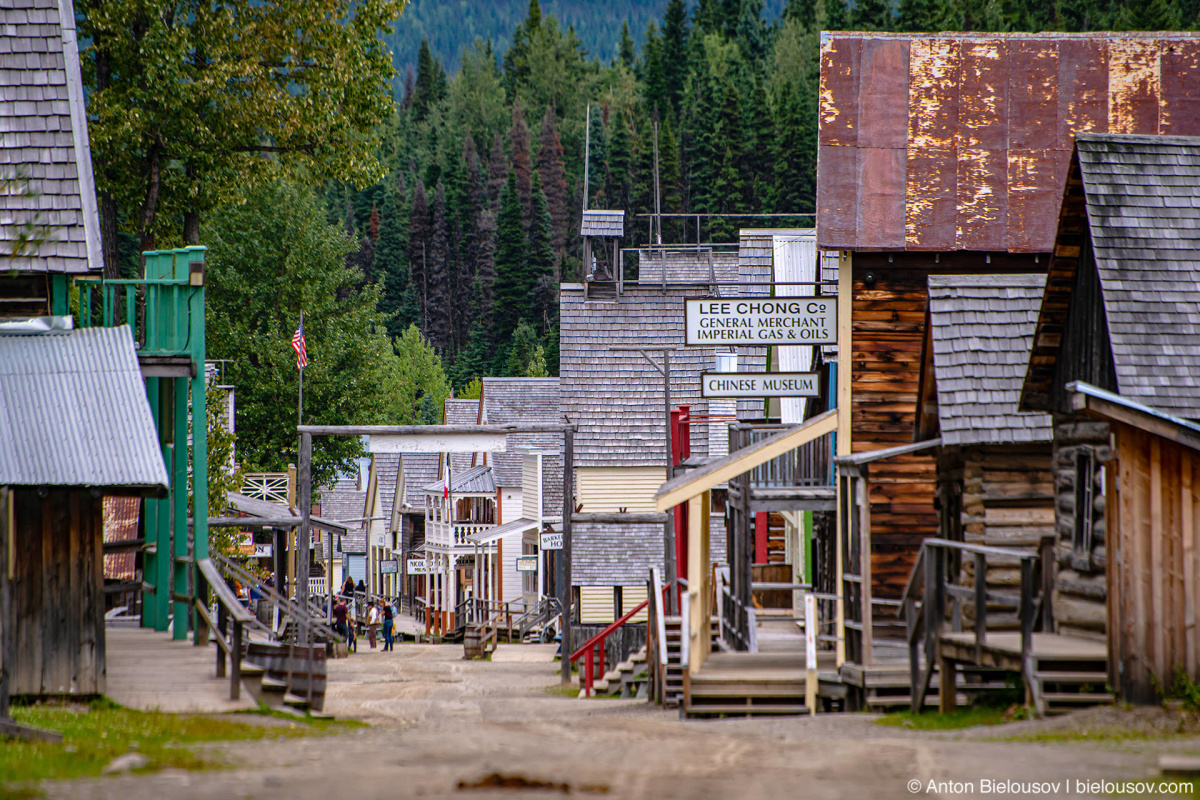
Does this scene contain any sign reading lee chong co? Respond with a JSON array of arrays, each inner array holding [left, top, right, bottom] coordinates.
[[685, 298, 836, 345]]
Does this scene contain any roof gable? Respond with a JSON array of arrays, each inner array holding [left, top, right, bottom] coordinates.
[[817, 33, 1200, 254], [1, 0, 102, 273], [922, 274, 1051, 446], [1023, 133, 1200, 417]]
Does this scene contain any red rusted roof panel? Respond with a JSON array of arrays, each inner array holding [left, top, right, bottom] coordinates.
[[819, 37, 861, 147], [1009, 41, 1060, 150], [816, 33, 1200, 253], [858, 147, 907, 249], [957, 148, 1007, 252], [905, 147, 957, 251], [957, 39, 1008, 151], [816, 143, 859, 245], [1161, 39, 1200, 135], [858, 38, 910, 150]]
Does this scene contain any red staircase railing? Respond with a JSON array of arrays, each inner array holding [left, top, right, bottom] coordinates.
[[569, 599, 649, 697]]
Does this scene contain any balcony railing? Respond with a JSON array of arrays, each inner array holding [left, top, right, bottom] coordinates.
[[242, 473, 290, 505], [426, 520, 494, 549], [729, 423, 832, 488]]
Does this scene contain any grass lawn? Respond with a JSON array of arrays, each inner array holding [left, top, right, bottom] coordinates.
[[0, 699, 361, 799], [876, 706, 1017, 730]]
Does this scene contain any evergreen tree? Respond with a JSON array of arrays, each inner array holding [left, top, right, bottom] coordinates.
[[407, 179, 431, 336], [487, 133, 508, 210], [426, 179, 453, 355], [642, 22, 667, 117], [528, 172, 555, 329], [510, 98, 534, 227], [505, 319, 548, 377], [377, 174, 412, 339], [412, 39, 447, 122], [853, 0, 895, 29], [823, 0, 850, 29], [607, 107, 634, 217], [785, 0, 818, 26], [662, 0, 690, 116], [493, 172, 529, 342], [771, 79, 816, 215], [536, 107, 569, 271], [618, 21, 636, 70], [586, 110, 609, 208]]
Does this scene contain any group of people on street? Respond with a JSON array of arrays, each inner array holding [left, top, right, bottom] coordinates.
[[332, 576, 396, 653]]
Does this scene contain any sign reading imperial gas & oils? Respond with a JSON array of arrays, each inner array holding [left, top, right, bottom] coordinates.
[[685, 298, 836, 345]]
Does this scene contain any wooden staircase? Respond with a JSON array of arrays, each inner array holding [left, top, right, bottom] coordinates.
[[1028, 651, 1113, 716], [684, 652, 810, 717], [590, 645, 650, 699], [663, 616, 685, 707]]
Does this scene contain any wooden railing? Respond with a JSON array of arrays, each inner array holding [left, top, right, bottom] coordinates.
[[211, 551, 343, 645], [570, 599, 651, 697], [426, 520, 495, 548], [899, 537, 1055, 713], [717, 566, 757, 653], [194, 558, 261, 701], [515, 597, 561, 642], [729, 423, 832, 488], [241, 473, 290, 504]]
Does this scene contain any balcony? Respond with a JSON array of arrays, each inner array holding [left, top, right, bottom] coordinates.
[[426, 520, 495, 550]]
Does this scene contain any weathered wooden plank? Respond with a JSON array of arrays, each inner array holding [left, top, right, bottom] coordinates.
[[1150, 435, 1165, 683]]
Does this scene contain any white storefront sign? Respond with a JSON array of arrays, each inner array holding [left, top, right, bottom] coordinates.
[[515, 556, 539, 573], [406, 558, 429, 575], [701, 372, 820, 398], [539, 531, 563, 551], [685, 298, 836, 345]]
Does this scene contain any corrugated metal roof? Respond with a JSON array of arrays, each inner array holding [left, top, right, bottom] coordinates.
[[926, 274, 1052, 446], [816, 33, 1200, 254], [0, 325, 167, 487], [581, 209, 625, 238], [1, 0, 103, 273], [423, 464, 495, 495]]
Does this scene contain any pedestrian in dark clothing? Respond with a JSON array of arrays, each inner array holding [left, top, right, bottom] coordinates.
[[382, 603, 395, 651], [342, 576, 355, 598], [333, 599, 350, 650], [356, 579, 366, 594]]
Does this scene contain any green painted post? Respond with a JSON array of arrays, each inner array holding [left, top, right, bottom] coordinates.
[[187, 247, 208, 645], [49, 274, 69, 316], [803, 510, 814, 586], [142, 377, 161, 630], [172, 371, 190, 639]]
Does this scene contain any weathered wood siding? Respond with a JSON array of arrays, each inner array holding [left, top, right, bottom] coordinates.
[[1052, 417, 1110, 641], [10, 489, 105, 696], [1108, 422, 1200, 703], [850, 254, 1042, 601]]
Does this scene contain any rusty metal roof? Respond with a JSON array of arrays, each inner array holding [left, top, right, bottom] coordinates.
[[816, 33, 1200, 254]]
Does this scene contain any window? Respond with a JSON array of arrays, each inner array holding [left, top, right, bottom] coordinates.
[[613, 586, 624, 620], [1073, 450, 1096, 556]]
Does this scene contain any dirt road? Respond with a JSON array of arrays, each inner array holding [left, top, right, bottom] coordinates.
[[48, 644, 1198, 799]]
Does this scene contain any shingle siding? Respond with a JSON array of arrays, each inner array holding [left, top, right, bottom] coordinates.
[[927, 274, 1053, 446], [481, 377, 563, 518]]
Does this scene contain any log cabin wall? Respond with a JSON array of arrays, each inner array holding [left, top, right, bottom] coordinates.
[[10, 488, 106, 696], [1051, 417, 1111, 641], [851, 253, 1041, 600], [1107, 421, 1200, 703]]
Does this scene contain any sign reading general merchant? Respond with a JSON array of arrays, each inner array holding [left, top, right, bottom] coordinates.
[[685, 298, 836, 345], [701, 372, 820, 398]]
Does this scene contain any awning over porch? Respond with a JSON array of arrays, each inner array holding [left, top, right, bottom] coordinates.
[[466, 517, 538, 544], [654, 408, 838, 512]]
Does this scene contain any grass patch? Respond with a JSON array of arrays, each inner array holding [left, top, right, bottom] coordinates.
[[877, 705, 1019, 731], [998, 727, 1183, 743], [543, 684, 581, 698], [0, 699, 356, 798]]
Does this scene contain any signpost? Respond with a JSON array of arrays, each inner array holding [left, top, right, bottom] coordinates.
[[515, 556, 538, 573], [407, 558, 429, 575], [685, 298, 835, 346], [701, 372, 820, 398], [539, 531, 563, 551], [381, 559, 398, 574]]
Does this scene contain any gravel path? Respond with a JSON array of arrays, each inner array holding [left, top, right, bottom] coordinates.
[[45, 645, 1200, 799]]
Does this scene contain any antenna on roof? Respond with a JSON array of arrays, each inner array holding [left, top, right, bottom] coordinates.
[[652, 105, 662, 247], [582, 102, 591, 217]]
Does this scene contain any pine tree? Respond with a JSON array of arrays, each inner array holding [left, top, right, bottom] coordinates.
[[785, 0, 818, 26], [536, 107, 569, 271], [493, 172, 529, 342], [642, 23, 667, 117], [368, 203, 381, 243], [823, 0, 850, 29], [607, 107, 634, 217], [853, 0, 895, 29], [426, 179, 452, 355], [460, 131, 496, 339], [618, 21, 636, 70], [771, 79, 816, 214], [377, 174, 412, 340], [528, 172, 555, 330], [407, 179, 431, 336], [412, 39, 447, 122], [510, 98, 534, 227], [487, 133, 508, 211], [658, 115, 684, 242], [586, 110, 609, 208], [661, 0, 690, 115]]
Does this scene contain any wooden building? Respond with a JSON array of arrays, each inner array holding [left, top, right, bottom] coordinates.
[[916, 275, 1055, 587], [1067, 385, 1200, 703], [816, 32, 1200, 625], [1019, 132, 1200, 696], [0, 327, 168, 697]]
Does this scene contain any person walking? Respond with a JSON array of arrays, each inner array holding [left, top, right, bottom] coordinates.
[[332, 598, 351, 654], [366, 600, 380, 649], [382, 602, 395, 651]]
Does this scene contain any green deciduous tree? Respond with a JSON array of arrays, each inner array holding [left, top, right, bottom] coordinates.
[[205, 179, 420, 489]]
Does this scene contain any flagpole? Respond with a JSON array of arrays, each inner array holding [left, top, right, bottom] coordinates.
[[297, 310, 304, 428]]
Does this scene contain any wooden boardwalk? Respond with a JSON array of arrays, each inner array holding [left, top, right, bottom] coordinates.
[[105, 627, 257, 713]]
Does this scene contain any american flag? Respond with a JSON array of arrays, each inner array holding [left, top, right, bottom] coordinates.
[[292, 320, 308, 370]]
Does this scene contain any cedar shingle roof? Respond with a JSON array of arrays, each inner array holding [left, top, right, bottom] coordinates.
[[444, 398, 480, 472], [481, 377, 563, 516], [1, 0, 102, 272], [1080, 133, 1200, 415], [580, 210, 624, 237], [925, 274, 1052, 446], [318, 477, 365, 552], [816, 33, 1200, 254], [637, 248, 739, 285], [398, 452, 439, 511]]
